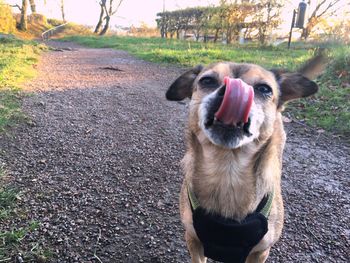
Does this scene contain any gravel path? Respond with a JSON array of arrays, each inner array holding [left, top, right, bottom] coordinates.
[[0, 41, 349, 263]]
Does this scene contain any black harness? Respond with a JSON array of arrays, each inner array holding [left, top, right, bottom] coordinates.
[[188, 186, 273, 263]]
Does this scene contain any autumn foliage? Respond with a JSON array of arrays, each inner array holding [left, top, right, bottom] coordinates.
[[0, 0, 16, 34]]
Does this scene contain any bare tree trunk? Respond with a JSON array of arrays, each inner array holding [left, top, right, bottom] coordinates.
[[176, 29, 180, 39], [97, 0, 123, 36], [194, 29, 200, 41], [301, 27, 310, 40], [19, 0, 28, 31], [61, 0, 66, 22], [28, 0, 36, 13], [301, 16, 317, 40], [99, 15, 110, 35], [259, 27, 266, 44], [213, 28, 220, 43], [226, 28, 232, 44], [94, 7, 104, 33]]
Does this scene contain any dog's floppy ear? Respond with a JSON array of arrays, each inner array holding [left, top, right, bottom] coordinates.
[[166, 65, 203, 101], [273, 54, 327, 108]]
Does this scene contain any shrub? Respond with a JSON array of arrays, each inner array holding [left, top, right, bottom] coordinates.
[[28, 14, 47, 25], [0, 1, 16, 34], [47, 18, 64, 27]]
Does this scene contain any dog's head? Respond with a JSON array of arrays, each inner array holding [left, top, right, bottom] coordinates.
[[166, 56, 325, 149]]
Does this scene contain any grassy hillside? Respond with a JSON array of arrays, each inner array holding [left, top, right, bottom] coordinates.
[[63, 36, 349, 136]]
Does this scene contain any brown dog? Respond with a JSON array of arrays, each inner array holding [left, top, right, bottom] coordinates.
[[166, 56, 325, 263]]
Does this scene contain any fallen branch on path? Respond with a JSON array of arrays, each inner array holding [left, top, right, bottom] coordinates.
[[99, 66, 123, 72]]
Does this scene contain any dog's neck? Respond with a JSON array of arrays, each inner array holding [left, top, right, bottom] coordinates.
[[183, 119, 285, 221]]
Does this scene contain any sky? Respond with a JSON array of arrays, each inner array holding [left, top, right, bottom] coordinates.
[[6, 0, 349, 30], [6, 0, 220, 27]]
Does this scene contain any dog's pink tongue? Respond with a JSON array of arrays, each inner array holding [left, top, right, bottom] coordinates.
[[215, 77, 254, 125]]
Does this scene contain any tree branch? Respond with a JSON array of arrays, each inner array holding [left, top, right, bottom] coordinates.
[[316, 0, 342, 19], [111, 0, 124, 16], [310, 0, 326, 19], [10, 4, 22, 11], [101, 3, 109, 17]]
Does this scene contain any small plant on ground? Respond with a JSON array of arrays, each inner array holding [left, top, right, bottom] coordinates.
[[0, 187, 18, 220]]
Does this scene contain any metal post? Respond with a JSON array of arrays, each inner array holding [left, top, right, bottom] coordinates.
[[161, 0, 165, 38], [288, 9, 297, 49]]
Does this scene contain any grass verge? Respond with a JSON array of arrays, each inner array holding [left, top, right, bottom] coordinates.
[[0, 186, 17, 220], [62, 35, 312, 69], [0, 170, 52, 262], [0, 37, 49, 261], [288, 45, 350, 136], [0, 36, 45, 132], [63, 36, 349, 136], [0, 220, 51, 262]]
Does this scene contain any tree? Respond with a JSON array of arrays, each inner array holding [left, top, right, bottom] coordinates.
[[207, 6, 225, 42], [155, 0, 283, 43], [60, 0, 66, 22], [253, 0, 283, 44], [94, 0, 105, 33], [94, 0, 124, 35], [28, 0, 36, 13], [19, 0, 28, 31], [156, 7, 211, 40], [219, 0, 255, 44], [302, 0, 343, 39]]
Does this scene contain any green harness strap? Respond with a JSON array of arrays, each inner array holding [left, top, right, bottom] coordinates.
[[259, 190, 274, 218], [187, 184, 201, 210], [187, 184, 274, 218]]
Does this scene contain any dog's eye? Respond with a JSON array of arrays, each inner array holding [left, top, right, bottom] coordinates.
[[254, 84, 272, 97], [199, 76, 219, 88]]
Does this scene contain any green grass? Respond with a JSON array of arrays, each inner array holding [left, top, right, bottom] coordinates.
[[289, 45, 350, 135], [0, 169, 20, 261], [0, 175, 51, 262], [0, 37, 48, 261], [0, 221, 50, 262], [62, 35, 313, 70], [63, 36, 349, 136], [0, 186, 18, 220], [0, 37, 45, 132]]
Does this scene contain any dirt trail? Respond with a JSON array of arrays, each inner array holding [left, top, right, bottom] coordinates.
[[0, 41, 349, 263]]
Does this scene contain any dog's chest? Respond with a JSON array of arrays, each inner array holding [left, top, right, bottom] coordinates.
[[194, 148, 257, 219]]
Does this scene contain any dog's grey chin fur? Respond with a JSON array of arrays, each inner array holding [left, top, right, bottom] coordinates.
[[201, 125, 256, 149], [204, 130, 242, 149]]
